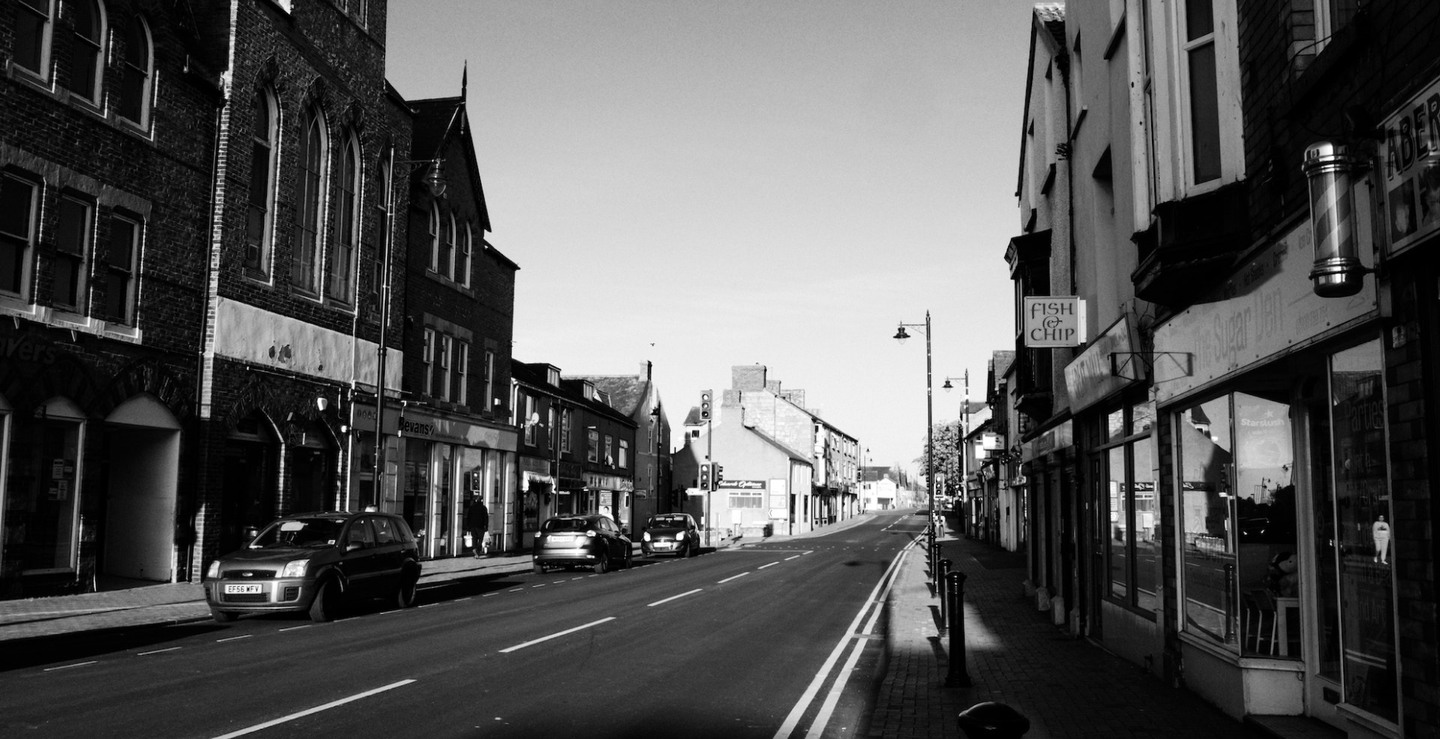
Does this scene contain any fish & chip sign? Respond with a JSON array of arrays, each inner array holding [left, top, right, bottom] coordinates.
[[1024, 297, 1086, 348]]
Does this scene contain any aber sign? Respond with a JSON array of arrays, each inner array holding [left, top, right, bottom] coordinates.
[[1023, 297, 1086, 348]]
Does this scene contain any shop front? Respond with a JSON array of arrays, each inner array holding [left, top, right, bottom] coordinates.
[[1152, 220, 1395, 735], [583, 471, 633, 533], [1021, 419, 1074, 629], [394, 408, 517, 560]]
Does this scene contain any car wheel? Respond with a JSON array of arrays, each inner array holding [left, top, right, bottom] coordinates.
[[211, 609, 237, 623], [623, 547, 633, 569], [309, 578, 341, 623], [593, 556, 609, 575], [395, 570, 419, 609]]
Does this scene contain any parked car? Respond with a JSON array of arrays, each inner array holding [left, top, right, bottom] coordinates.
[[533, 514, 632, 574], [641, 513, 700, 558], [204, 511, 422, 623]]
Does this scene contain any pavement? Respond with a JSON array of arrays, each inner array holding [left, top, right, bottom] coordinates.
[[0, 512, 1311, 738]]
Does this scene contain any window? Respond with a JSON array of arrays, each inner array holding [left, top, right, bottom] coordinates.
[[454, 340, 469, 406], [328, 135, 360, 304], [439, 214, 455, 280], [523, 394, 536, 446], [245, 90, 278, 276], [604, 435, 613, 466], [0, 173, 40, 299], [483, 349, 495, 412], [15, 0, 55, 79], [117, 16, 152, 126], [561, 409, 572, 454], [62, 0, 104, 103], [1182, 0, 1220, 184], [587, 429, 599, 462], [54, 193, 93, 311], [1098, 401, 1156, 612], [422, 328, 435, 396], [427, 205, 440, 272], [729, 490, 763, 508], [1176, 390, 1299, 658], [101, 212, 139, 324], [368, 153, 391, 321], [437, 334, 453, 401], [619, 440, 628, 469], [291, 109, 327, 294], [460, 224, 473, 287]]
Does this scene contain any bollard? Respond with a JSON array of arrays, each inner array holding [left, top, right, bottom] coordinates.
[[945, 570, 972, 687], [939, 558, 952, 630], [957, 702, 1030, 738]]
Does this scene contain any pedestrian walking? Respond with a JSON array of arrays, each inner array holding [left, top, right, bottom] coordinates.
[[466, 495, 490, 557]]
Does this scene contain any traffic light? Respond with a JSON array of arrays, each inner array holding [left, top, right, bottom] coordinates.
[[698, 462, 711, 490], [714, 464, 724, 486], [699, 390, 713, 421]]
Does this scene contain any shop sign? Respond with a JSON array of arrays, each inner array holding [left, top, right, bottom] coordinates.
[[583, 472, 634, 492], [1022, 421, 1071, 462], [352, 404, 400, 435], [1063, 314, 1138, 411], [1381, 74, 1440, 257], [399, 409, 519, 451], [519, 456, 551, 474], [1023, 297, 1086, 348], [1152, 222, 1375, 404], [718, 479, 766, 490]]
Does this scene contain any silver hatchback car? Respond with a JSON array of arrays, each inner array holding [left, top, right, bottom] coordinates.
[[533, 514, 632, 574]]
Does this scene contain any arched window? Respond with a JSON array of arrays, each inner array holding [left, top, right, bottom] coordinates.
[[291, 108, 327, 294], [117, 16, 153, 126], [62, 0, 105, 104], [14, 0, 55, 79], [368, 151, 392, 320], [245, 90, 279, 276], [328, 134, 360, 304], [427, 204, 440, 272], [440, 213, 456, 280], [460, 223, 473, 288]]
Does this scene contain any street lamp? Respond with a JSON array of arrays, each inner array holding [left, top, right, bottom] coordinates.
[[894, 312, 935, 528]]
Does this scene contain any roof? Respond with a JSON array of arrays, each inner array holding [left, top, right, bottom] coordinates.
[[568, 374, 648, 416], [408, 90, 493, 233]]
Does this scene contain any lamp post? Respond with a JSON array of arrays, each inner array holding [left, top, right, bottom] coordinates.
[[942, 370, 969, 536], [894, 312, 935, 529]]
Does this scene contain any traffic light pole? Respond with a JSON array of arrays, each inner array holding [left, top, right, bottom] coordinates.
[[705, 417, 713, 548]]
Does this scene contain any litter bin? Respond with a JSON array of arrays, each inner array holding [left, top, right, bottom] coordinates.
[[957, 702, 1029, 738]]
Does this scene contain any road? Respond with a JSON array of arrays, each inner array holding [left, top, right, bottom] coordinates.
[[0, 510, 925, 738]]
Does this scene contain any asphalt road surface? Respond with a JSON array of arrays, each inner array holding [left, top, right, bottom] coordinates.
[[1, 510, 926, 738]]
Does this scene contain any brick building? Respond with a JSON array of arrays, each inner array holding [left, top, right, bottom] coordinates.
[[0, 0, 220, 595], [392, 89, 520, 558]]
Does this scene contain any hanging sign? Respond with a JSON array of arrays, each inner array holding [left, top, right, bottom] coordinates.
[[1023, 297, 1086, 348]]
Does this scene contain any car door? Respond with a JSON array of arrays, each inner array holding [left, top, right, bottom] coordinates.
[[368, 516, 406, 588], [341, 517, 381, 595]]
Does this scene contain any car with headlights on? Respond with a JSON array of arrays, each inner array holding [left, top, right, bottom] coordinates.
[[641, 513, 700, 558], [204, 511, 421, 623], [533, 514, 632, 574]]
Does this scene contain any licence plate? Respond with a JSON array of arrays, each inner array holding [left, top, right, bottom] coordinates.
[[549, 534, 578, 545], [224, 583, 263, 594], [655, 541, 674, 549]]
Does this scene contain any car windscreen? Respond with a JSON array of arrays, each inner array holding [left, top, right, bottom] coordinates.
[[648, 516, 687, 528], [250, 518, 346, 548], [542, 518, 592, 533]]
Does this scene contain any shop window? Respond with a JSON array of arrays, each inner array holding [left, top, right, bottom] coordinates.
[[54, 192, 93, 312], [116, 16, 152, 127], [1177, 390, 1298, 657], [14, 0, 55, 80], [6, 401, 84, 575], [0, 172, 41, 300], [61, 0, 104, 105], [1315, 339, 1396, 720], [1099, 400, 1157, 613], [101, 211, 140, 325], [245, 89, 278, 278]]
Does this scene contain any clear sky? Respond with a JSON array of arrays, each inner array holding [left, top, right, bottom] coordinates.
[[385, 0, 1039, 471]]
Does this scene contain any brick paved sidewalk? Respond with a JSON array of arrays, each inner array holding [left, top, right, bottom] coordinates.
[[870, 526, 1272, 739]]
